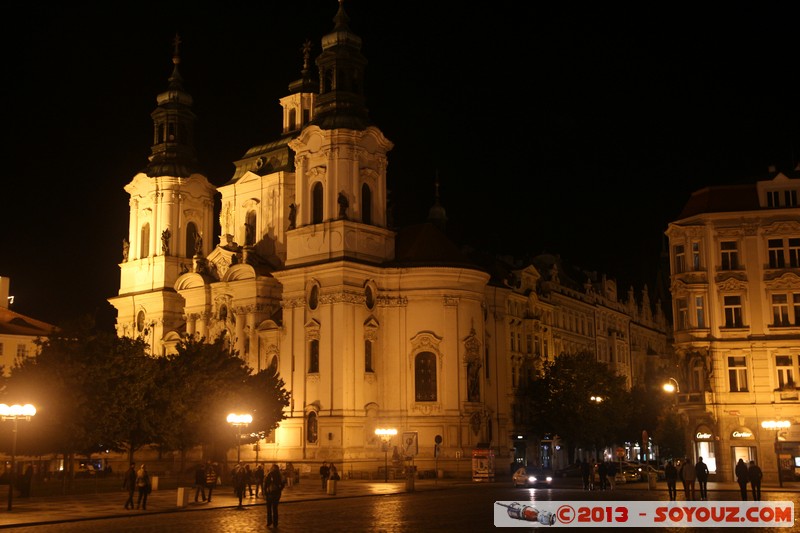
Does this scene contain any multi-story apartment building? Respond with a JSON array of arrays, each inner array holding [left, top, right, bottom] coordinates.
[[666, 167, 800, 482], [0, 277, 55, 376], [488, 255, 671, 469]]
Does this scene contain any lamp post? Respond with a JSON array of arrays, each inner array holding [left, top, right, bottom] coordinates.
[[0, 403, 36, 512], [761, 420, 790, 488], [375, 428, 397, 482], [226, 413, 253, 464]]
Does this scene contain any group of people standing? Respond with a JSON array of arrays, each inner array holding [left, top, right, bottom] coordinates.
[[664, 456, 763, 501], [319, 461, 341, 491], [579, 458, 616, 491], [664, 456, 709, 501], [122, 463, 152, 510], [735, 458, 763, 501]]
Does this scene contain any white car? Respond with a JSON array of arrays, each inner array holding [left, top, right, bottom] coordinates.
[[512, 467, 554, 488]]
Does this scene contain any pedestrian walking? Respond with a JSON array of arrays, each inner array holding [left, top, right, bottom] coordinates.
[[205, 462, 219, 502], [122, 462, 137, 509], [580, 458, 591, 490], [695, 456, 709, 500], [598, 461, 608, 490], [194, 462, 207, 502], [232, 463, 247, 508], [748, 461, 763, 501], [135, 464, 152, 510], [285, 461, 296, 488], [245, 464, 255, 497], [264, 463, 286, 528], [664, 460, 678, 501], [254, 463, 265, 498], [319, 461, 330, 490], [735, 458, 749, 500], [679, 458, 696, 500]]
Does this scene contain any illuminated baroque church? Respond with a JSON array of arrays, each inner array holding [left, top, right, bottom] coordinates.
[[109, 3, 670, 474]]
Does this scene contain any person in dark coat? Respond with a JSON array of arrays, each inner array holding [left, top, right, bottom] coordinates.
[[748, 461, 763, 501], [597, 461, 608, 490], [664, 460, 678, 501], [254, 463, 265, 498], [205, 462, 218, 502], [194, 463, 207, 502], [232, 463, 247, 508], [122, 462, 137, 509], [580, 459, 591, 490], [695, 456, 710, 500], [319, 461, 330, 491], [735, 458, 749, 500], [264, 463, 286, 528]]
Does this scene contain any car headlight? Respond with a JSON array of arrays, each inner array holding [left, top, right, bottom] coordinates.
[[529, 476, 536, 482], [546, 476, 553, 482]]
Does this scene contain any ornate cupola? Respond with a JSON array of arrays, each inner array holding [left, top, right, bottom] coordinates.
[[310, 0, 370, 130], [145, 34, 200, 177]]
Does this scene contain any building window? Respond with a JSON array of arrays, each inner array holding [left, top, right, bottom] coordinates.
[[674, 244, 686, 274], [676, 298, 689, 330], [771, 294, 790, 326], [794, 293, 800, 326], [306, 412, 318, 444], [0, 343, 3, 356], [728, 356, 748, 392], [140, 223, 150, 258], [312, 182, 324, 224], [309, 339, 319, 373], [288, 108, 297, 130], [690, 360, 705, 392], [526, 334, 533, 354], [695, 295, 706, 328], [509, 331, 515, 351], [364, 339, 374, 372], [186, 222, 199, 257], [775, 355, 796, 389], [308, 284, 319, 310], [692, 242, 701, 270], [768, 239, 786, 268], [720, 241, 739, 270], [789, 238, 800, 268], [16, 344, 27, 358], [361, 183, 372, 225], [767, 190, 780, 207], [723, 296, 743, 328], [244, 210, 257, 246], [414, 351, 437, 401], [785, 189, 798, 207]]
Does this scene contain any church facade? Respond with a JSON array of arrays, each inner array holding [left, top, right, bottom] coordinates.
[[109, 4, 670, 475]]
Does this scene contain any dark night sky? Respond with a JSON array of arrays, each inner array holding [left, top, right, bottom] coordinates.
[[1, 1, 797, 327]]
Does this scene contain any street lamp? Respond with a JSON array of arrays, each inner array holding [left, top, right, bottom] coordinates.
[[761, 419, 790, 488], [662, 377, 680, 393], [0, 403, 36, 512], [226, 413, 253, 464], [375, 428, 397, 482]]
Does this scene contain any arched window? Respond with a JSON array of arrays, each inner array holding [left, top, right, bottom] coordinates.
[[414, 351, 437, 401], [309, 339, 320, 373], [307, 412, 318, 443], [140, 223, 150, 258], [186, 222, 198, 257], [361, 183, 372, 224], [312, 182, 324, 224], [267, 355, 278, 376], [245, 210, 257, 246]]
